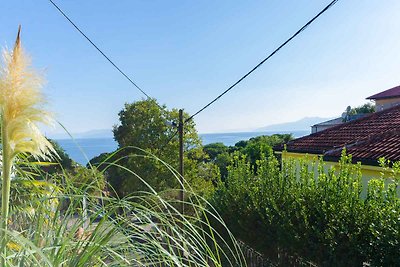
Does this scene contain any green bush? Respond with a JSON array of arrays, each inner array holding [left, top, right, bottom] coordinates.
[[211, 150, 400, 266], [203, 134, 293, 180]]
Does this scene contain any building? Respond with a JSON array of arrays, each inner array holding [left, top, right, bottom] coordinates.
[[275, 85, 400, 180], [367, 85, 400, 112], [308, 85, 400, 134]]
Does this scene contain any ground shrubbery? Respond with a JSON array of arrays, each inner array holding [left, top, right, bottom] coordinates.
[[211, 151, 400, 266]]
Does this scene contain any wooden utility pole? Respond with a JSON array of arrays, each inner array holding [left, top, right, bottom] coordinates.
[[178, 109, 184, 214]]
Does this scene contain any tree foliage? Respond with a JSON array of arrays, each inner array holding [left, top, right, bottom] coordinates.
[[203, 134, 293, 179], [347, 102, 375, 115], [93, 99, 217, 198]]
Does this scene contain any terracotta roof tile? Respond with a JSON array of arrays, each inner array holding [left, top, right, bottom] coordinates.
[[367, 85, 400, 100], [275, 104, 400, 164], [324, 130, 400, 163]]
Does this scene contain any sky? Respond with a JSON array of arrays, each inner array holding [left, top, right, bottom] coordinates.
[[1, 0, 400, 135]]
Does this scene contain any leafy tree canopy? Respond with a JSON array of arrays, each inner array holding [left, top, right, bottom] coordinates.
[[94, 98, 217, 197], [347, 102, 375, 115], [203, 134, 293, 179], [203, 143, 228, 161]]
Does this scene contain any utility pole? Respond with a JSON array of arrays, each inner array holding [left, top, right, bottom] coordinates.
[[178, 109, 184, 214]]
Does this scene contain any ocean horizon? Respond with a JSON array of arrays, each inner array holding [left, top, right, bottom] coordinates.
[[56, 130, 309, 165]]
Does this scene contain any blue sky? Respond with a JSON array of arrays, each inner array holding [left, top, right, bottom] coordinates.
[[1, 1, 400, 134]]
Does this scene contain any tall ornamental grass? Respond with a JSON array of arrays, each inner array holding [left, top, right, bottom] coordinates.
[[3, 172, 245, 266], [0, 26, 57, 265], [0, 28, 246, 266]]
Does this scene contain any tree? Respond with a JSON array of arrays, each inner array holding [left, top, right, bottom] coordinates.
[[203, 143, 228, 162], [99, 98, 216, 197], [202, 134, 293, 180], [348, 103, 375, 115]]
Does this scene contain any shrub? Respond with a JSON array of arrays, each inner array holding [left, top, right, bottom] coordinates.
[[211, 151, 400, 266]]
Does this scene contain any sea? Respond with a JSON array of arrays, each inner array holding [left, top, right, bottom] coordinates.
[[56, 130, 309, 166]]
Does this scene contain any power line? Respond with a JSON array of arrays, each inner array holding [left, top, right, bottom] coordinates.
[[48, 0, 153, 99], [49, 0, 180, 154], [185, 0, 339, 123]]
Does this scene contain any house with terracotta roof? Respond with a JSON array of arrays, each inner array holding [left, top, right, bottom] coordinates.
[[275, 85, 400, 180], [367, 85, 400, 112]]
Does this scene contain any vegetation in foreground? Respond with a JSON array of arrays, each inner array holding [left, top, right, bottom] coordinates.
[[5, 169, 246, 266], [211, 150, 400, 266], [0, 28, 245, 266]]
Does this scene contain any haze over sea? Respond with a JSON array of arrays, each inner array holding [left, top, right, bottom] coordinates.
[[56, 130, 308, 165]]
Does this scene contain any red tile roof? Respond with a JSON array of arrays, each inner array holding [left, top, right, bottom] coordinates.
[[324, 130, 400, 163], [367, 85, 400, 100], [275, 105, 400, 164]]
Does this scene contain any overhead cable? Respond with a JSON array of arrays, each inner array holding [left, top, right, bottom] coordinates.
[[186, 0, 339, 123], [49, 0, 153, 99]]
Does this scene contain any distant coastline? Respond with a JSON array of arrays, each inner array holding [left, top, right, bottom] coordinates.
[[56, 130, 309, 165]]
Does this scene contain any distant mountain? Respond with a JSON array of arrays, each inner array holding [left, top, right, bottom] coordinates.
[[48, 129, 113, 140], [257, 117, 333, 132]]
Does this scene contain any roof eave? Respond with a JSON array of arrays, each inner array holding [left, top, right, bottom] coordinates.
[[366, 96, 400, 100]]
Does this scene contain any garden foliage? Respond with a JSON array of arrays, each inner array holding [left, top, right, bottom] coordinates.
[[211, 150, 400, 266], [203, 134, 293, 180]]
